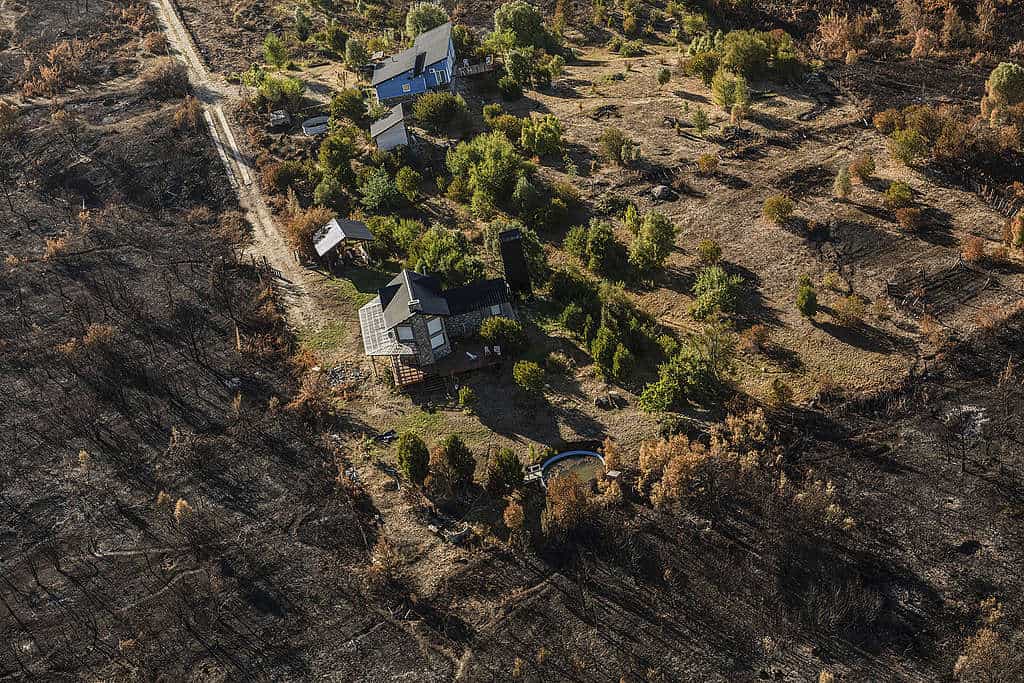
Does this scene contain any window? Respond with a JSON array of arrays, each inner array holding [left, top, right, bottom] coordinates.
[[427, 318, 446, 350], [489, 304, 502, 316], [436, 69, 447, 84], [402, 83, 411, 93], [397, 326, 414, 341]]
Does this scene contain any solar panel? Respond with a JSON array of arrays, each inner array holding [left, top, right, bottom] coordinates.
[[359, 299, 414, 356], [413, 52, 426, 75]]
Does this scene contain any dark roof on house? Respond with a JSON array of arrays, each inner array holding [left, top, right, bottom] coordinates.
[[369, 103, 405, 138], [376, 269, 510, 329], [371, 22, 452, 86], [313, 218, 375, 256], [379, 270, 449, 328], [444, 278, 510, 315]]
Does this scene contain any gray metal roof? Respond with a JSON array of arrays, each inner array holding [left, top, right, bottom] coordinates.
[[313, 218, 375, 256], [378, 269, 449, 329], [359, 298, 415, 356], [371, 22, 452, 86], [369, 103, 405, 138]]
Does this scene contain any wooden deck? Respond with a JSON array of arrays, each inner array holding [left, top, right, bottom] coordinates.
[[390, 345, 502, 389]]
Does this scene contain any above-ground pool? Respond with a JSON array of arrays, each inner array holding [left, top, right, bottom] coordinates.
[[540, 450, 605, 488]]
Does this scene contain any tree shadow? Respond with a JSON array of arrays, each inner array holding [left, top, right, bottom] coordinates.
[[813, 316, 912, 354], [915, 206, 956, 247]]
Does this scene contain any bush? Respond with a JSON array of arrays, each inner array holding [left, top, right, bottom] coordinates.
[[722, 30, 771, 77], [395, 166, 422, 201], [261, 159, 306, 194], [408, 226, 485, 286], [620, 40, 644, 58], [888, 128, 929, 166], [873, 108, 904, 134], [446, 131, 529, 211], [344, 38, 369, 68], [711, 69, 749, 111], [688, 51, 720, 87], [597, 127, 639, 165], [762, 194, 794, 225], [657, 67, 671, 87], [359, 167, 400, 212], [567, 219, 621, 275], [985, 62, 1024, 107], [520, 114, 563, 156], [452, 24, 478, 59], [479, 316, 526, 351], [612, 344, 635, 382], [513, 360, 545, 393], [834, 294, 866, 326], [412, 91, 468, 133], [365, 216, 424, 257], [487, 448, 524, 495], [691, 265, 743, 319], [589, 324, 620, 378], [142, 32, 168, 55], [429, 434, 475, 494], [849, 154, 875, 182], [696, 153, 718, 175], [140, 59, 188, 99], [833, 167, 852, 199], [406, 2, 449, 37], [639, 321, 736, 411], [884, 181, 914, 209], [494, 0, 553, 49], [796, 280, 818, 318], [256, 75, 306, 111], [962, 235, 985, 263], [396, 433, 430, 485], [313, 174, 346, 211], [458, 385, 476, 408], [263, 33, 288, 68], [498, 75, 523, 100], [329, 88, 366, 122], [696, 238, 722, 264], [629, 210, 679, 274], [692, 107, 711, 136], [895, 207, 923, 231], [285, 206, 334, 260]]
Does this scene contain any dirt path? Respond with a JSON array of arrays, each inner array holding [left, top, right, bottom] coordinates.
[[149, 0, 321, 329]]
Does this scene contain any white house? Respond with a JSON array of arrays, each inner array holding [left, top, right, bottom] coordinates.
[[370, 104, 409, 152]]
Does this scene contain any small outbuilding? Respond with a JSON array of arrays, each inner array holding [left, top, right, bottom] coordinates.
[[370, 104, 408, 152], [313, 218, 375, 273]]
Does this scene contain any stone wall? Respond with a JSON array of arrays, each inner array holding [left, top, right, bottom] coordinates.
[[445, 302, 516, 339]]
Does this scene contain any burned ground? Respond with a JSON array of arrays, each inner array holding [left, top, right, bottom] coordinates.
[[3, 0, 1024, 681]]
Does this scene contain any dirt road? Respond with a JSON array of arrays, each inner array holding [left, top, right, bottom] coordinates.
[[149, 0, 320, 328]]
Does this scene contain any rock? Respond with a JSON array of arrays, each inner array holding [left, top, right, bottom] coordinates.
[[651, 185, 675, 201]]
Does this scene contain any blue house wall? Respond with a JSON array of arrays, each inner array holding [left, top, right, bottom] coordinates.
[[373, 40, 455, 102]]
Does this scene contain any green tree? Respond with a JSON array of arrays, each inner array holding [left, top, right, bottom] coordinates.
[[624, 203, 642, 235], [446, 131, 529, 210], [985, 62, 1024, 107], [479, 316, 526, 351], [657, 67, 671, 88], [711, 69, 749, 111], [395, 166, 422, 202], [721, 30, 770, 77], [691, 265, 743, 319], [884, 180, 914, 209], [688, 51, 720, 86], [408, 226, 485, 286], [494, 0, 551, 48], [329, 88, 366, 123], [639, 319, 736, 411], [611, 343, 635, 382], [344, 38, 369, 68], [888, 128, 929, 166], [318, 125, 359, 184], [487, 448, 525, 495], [452, 24, 479, 59], [589, 324, 619, 377], [520, 114, 563, 156], [692, 107, 710, 136], [796, 277, 818, 318], [406, 2, 449, 38], [313, 174, 345, 210], [263, 33, 288, 68], [629, 211, 679, 274], [359, 167, 400, 212], [412, 91, 468, 133], [429, 434, 476, 493], [396, 432, 430, 485], [513, 360, 545, 394]]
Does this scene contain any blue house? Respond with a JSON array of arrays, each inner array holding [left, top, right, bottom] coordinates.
[[372, 22, 455, 102]]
